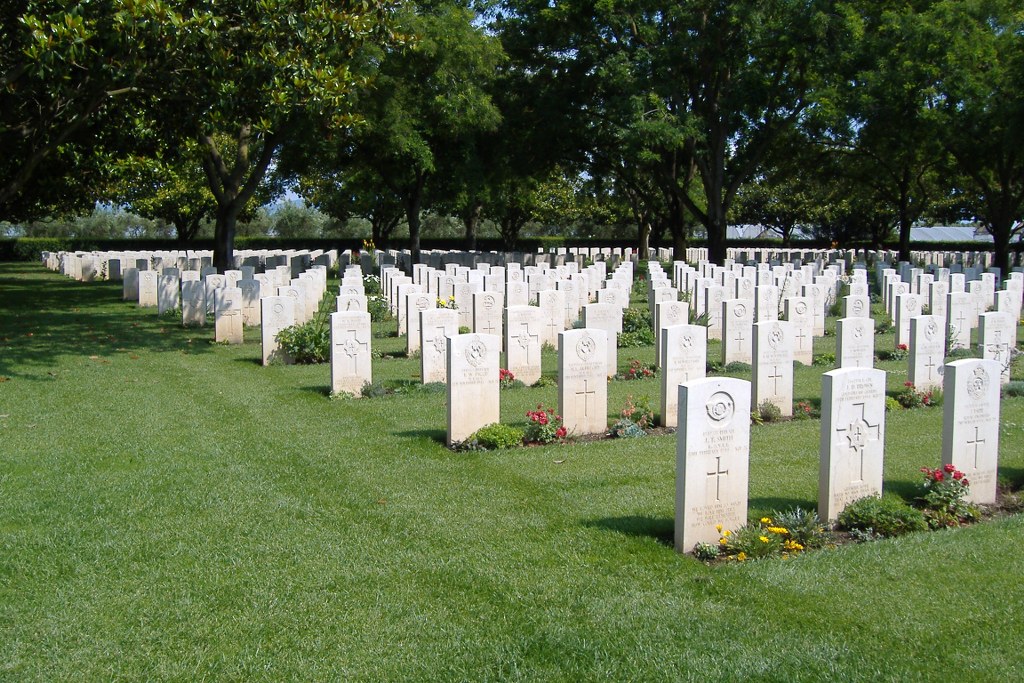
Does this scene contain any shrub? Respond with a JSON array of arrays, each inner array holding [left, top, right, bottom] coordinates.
[[276, 312, 330, 363], [723, 361, 751, 373], [609, 419, 646, 438], [836, 495, 928, 538], [756, 400, 782, 423], [769, 507, 833, 549], [792, 400, 819, 420], [1003, 380, 1024, 398], [693, 542, 720, 562], [532, 376, 556, 388], [879, 343, 908, 361], [620, 394, 654, 429], [617, 358, 656, 380], [894, 381, 939, 409], [619, 308, 655, 347], [367, 295, 391, 322], [918, 465, 979, 529], [499, 368, 521, 389], [716, 516, 807, 561], [469, 423, 525, 450], [360, 381, 392, 398], [524, 405, 567, 444], [885, 396, 903, 412], [363, 274, 382, 297], [812, 353, 836, 367]]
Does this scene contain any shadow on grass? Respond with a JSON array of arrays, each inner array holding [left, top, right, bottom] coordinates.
[[394, 428, 448, 445], [748, 496, 816, 512], [0, 263, 214, 378], [883, 479, 922, 501], [584, 515, 674, 547], [999, 466, 1024, 487]]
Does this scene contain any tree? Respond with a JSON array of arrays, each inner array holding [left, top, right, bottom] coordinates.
[[1, 2, 176, 219], [339, 1, 504, 263], [151, 1, 405, 271], [927, 0, 1024, 277]]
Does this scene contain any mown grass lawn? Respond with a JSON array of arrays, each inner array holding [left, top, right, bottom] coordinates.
[[1, 261, 1023, 681]]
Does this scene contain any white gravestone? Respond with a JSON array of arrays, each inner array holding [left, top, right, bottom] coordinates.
[[674, 377, 751, 553], [908, 315, 945, 391], [214, 287, 244, 344], [818, 367, 887, 522], [330, 311, 372, 396], [655, 300, 690, 367], [784, 296, 814, 366], [752, 321, 794, 417], [181, 278, 206, 326], [405, 293, 436, 356], [660, 324, 708, 429], [893, 292, 922, 349], [239, 279, 261, 326], [835, 319, 876, 368], [261, 296, 295, 365], [447, 334, 501, 445], [472, 291, 504, 337], [721, 299, 753, 366], [946, 291, 974, 351], [504, 305, 544, 385], [979, 312, 1014, 385], [558, 329, 609, 436], [420, 309, 460, 384], [582, 303, 622, 377], [942, 359, 1001, 504], [138, 271, 159, 308], [538, 290, 566, 348], [158, 274, 180, 314]]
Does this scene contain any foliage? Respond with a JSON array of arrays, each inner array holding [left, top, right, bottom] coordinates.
[[813, 353, 836, 367], [363, 274, 382, 297], [692, 542, 720, 562], [367, 296, 392, 323], [619, 308, 655, 347], [532, 376, 556, 388], [836, 495, 928, 538], [620, 395, 654, 430], [879, 343, 908, 361], [466, 423, 525, 451], [616, 358, 656, 381], [755, 400, 783, 424], [360, 381, 393, 398], [1004, 381, 1024, 398], [768, 507, 833, 550], [608, 419, 646, 439], [436, 296, 457, 310], [499, 368, 524, 389], [885, 396, 904, 413], [523, 404, 567, 444], [894, 381, 940, 409], [792, 401, 819, 420], [918, 465, 980, 529], [715, 516, 808, 562]]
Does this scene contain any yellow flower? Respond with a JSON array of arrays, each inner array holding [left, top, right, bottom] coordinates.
[[715, 524, 723, 533], [767, 526, 789, 535], [723, 529, 731, 537], [760, 517, 772, 524], [736, 552, 747, 561], [784, 540, 804, 551], [759, 536, 769, 543], [719, 537, 728, 545]]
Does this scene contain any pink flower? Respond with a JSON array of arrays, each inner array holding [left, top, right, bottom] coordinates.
[[943, 464, 956, 474], [962, 478, 970, 486], [952, 471, 963, 481], [934, 471, 944, 482], [555, 427, 567, 439]]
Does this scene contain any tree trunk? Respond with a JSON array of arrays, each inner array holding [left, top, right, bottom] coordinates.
[[638, 221, 650, 262], [463, 201, 482, 251], [406, 184, 423, 265], [706, 214, 727, 265], [213, 204, 241, 273]]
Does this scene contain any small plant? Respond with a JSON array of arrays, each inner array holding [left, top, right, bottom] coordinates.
[[723, 361, 751, 373], [618, 358, 656, 380], [532, 376, 556, 388], [918, 465, 979, 529], [363, 274, 382, 297], [436, 295, 457, 310], [1003, 380, 1024, 398], [609, 419, 646, 438], [756, 399, 783, 423], [619, 307, 655, 347], [716, 517, 806, 561], [836, 495, 927, 538], [792, 400, 819, 420], [812, 353, 836, 367], [360, 380, 392, 398], [523, 404, 568, 444], [621, 394, 654, 429], [458, 325, 471, 334], [879, 343, 908, 361], [367, 295, 391, 322], [276, 295, 333, 363], [468, 423, 525, 450], [894, 381, 938, 409], [769, 507, 833, 549], [499, 368, 518, 389], [885, 396, 904, 412], [693, 541, 720, 562]]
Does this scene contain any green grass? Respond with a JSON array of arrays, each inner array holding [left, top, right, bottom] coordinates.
[[1, 261, 1024, 681]]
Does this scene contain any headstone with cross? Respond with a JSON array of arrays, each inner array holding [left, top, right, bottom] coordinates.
[[979, 312, 1014, 385], [909, 315, 945, 391], [674, 376, 751, 553], [446, 333, 501, 445], [214, 287, 244, 344], [472, 291, 504, 338], [504, 305, 544, 385], [942, 358, 1001, 504], [784, 296, 814, 366], [660, 324, 708, 429], [819, 367, 886, 521], [538, 289, 566, 349], [752, 321, 794, 417], [656, 300, 691, 367], [558, 329, 608, 436], [894, 293, 922, 350], [182, 280, 207, 327], [405, 293, 436, 356], [330, 311, 372, 396], [946, 291, 974, 351], [420, 308, 460, 384], [720, 299, 752, 366]]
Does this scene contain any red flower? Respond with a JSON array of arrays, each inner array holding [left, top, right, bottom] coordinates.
[[962, 478, 970, 486], [943, 463, 956, 474], [904, 381, 914, 387], [952, 471, 963, 481], [934, 471, 944, 482], [555, 427, 567, 438]]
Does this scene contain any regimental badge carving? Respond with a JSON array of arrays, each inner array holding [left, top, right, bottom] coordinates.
[[666, 306, 681, 324], [466, 338, 487, 367], [768, 323, 784, 349], [852, 299, 864, 314], [924, 318, 939, 340], [734, 303, 747, 318], [416, 297, 430, 311], [576, 334, 597, 361], [484, 295, 495, 309], [795, 301, 807, 316], [966, 365, 989, 400], [680, 333, 694, 350], [706, 392, 735, 425], [853, 323, 864, 340], [905, 296, 917, 310]]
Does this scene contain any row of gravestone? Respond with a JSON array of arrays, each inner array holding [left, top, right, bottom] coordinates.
[[675, 358, 1003, 553]]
